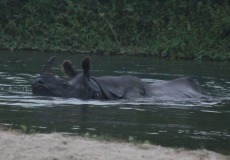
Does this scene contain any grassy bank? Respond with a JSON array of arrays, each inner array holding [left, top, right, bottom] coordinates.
[[0, 0, 230, 60]]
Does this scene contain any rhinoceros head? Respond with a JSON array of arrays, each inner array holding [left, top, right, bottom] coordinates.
[[31, 56, 101, 99]]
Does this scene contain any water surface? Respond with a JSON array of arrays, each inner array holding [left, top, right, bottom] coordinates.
[[0, 51, 229, 153]]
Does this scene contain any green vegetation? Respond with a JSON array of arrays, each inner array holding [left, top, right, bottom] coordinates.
[[0, 0, 230, 60], [0, 123, 36, 134]]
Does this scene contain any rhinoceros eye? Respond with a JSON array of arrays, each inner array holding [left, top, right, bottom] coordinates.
[[58, 80, 69, 88], [75, 83, 85, 90]]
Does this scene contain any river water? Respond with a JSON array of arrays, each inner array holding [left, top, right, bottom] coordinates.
[[0, 51, 229, 153]]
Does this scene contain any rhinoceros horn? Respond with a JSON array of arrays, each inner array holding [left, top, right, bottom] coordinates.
[[41, 56, 56, 75]]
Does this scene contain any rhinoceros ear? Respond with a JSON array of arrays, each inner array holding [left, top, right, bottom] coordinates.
[[82, 57, 91, 78], [61, 60, 78, 78]]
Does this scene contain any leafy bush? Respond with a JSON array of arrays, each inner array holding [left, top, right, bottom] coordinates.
[[0, 0, 229, 60]]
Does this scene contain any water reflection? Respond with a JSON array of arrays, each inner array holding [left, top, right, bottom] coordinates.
[[0, 51, 230, 153]]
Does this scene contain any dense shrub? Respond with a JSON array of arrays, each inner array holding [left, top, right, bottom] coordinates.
[[0, 0, 229, 60]]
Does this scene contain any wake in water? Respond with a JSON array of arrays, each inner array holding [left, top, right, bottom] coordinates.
[[0, 88, 225, 108], [0, 73, 229, 108]]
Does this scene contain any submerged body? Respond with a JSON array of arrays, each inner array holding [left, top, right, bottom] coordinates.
[[31, 57, 205, 100]]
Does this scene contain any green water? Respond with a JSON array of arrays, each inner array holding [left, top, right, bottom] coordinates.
[[0, 51, 230, 153]]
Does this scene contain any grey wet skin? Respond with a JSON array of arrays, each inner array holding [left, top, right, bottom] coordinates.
[[31, 57, 205, 100]]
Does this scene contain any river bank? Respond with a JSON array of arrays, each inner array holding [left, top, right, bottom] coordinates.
[[0, 131, 229, 160]]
